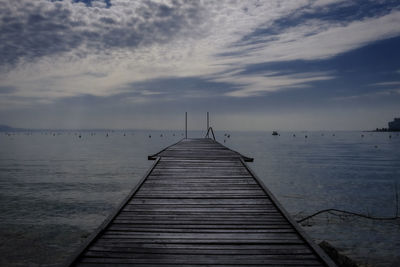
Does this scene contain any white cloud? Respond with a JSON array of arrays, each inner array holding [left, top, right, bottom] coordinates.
[[221, 9, 400, 64], [220, 72, 334, 97], [311, 0, 349, 8], [332, 88, 400, 101], [371, 81, 400, 87]]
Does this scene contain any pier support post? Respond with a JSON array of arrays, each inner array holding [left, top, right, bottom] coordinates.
[[185, 112, 187, 139], [207, 112, 209, 131]]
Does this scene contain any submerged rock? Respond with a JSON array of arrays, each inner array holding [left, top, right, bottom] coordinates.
[[319, 241, 358, 267]]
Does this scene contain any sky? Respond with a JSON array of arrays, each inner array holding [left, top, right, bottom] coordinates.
[[0, 0, 399, 131]]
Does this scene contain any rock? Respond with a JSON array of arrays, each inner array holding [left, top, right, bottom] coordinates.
[[319, 241, 358, 267]]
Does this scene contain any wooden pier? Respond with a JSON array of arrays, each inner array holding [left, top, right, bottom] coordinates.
[[67, 138, 335, 266]]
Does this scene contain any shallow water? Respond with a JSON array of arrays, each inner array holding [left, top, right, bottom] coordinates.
[[226, 131, 400, 266], [0, 130, 399, 266]]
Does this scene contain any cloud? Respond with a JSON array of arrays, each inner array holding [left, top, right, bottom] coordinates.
[[0, 0, 206, 67], [221, 9, 400, 65], [220, 71, 334, 97], [2, 0, 399, 72], [371, 81, 400, 87], [0, 0, 399, 119], [311, 0, 348, 7], [332, 88, 400, 101]]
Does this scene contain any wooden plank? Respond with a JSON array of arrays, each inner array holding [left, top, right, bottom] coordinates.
[[92, 239, 305, 245], [114, 218, 287, 223], [79, 257, 323, 265], [109, 224, 293, 229], [159, 159, 242, 163], [131, 195, 270, 199], [140, 185, 261, 190], [106, 227, 295, 233], [124, 204, 276, 209], [112, 218, 289, 223], [128, 198, 272, 204], [147, 176, 254, 179], [77, 264, 323, 267], [89, 243, 311, 250], [88, 246, 313, 255], [116, 215, 285, 220], [143, 181, 258, 185], [119, 209, 282, 214], [84, 251, 318, 260], [122, 205, 278, 210], [132, 195, 266, 199], [137, 190, 266, 194], [101, 232, 301, 240], [156, 163, 242, 167]]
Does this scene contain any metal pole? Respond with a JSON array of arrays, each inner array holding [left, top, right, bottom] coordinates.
[[185, 112, 187, 139], [207, 112, 209, 131]]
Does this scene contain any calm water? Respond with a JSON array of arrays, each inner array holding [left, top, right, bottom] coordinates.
[[0, 130, 399, 266]]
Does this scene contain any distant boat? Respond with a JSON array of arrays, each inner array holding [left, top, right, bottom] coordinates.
[[272, 131, 279, 136]]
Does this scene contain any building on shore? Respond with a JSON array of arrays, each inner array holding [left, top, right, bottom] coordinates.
[[388, 118, 400, 131]]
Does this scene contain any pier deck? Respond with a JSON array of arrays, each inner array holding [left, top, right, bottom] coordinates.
[[68, 138, 335, 266]]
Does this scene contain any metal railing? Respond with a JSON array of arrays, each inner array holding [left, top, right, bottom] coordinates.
[[205, 126, 216, 141]]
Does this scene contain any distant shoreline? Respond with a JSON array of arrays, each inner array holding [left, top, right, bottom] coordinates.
[[370, 128, 400, 132], [1, 124, 399, 133]]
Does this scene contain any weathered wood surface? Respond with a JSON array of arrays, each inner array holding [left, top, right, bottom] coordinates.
[[68, 138, 335, 266]]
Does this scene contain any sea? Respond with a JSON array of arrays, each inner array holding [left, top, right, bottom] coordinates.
[[0, 130, 399, 266]]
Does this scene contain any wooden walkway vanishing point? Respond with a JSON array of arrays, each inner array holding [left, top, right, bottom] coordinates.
[[67, 138, 336, 266]]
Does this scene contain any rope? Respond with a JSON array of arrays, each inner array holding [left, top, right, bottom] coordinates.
[[297, 208, 400, 223]]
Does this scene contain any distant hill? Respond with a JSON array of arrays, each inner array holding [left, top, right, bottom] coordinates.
[[0, 125, 14, 131], [0, 125, 25, 132]]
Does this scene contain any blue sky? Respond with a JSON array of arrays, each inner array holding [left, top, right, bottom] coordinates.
[[0, 0, 399, 130]]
